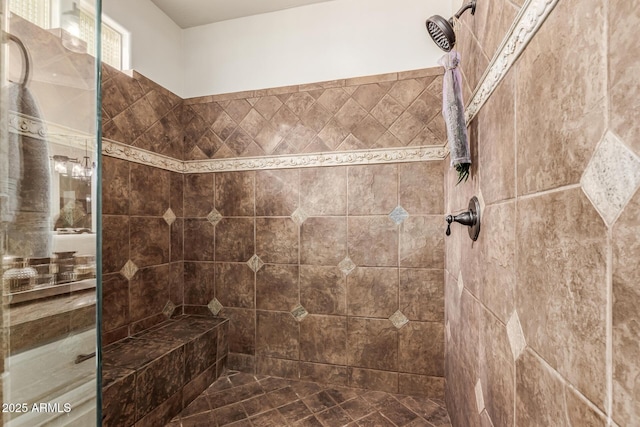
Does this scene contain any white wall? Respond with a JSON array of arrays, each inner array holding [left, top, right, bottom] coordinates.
[[102, 0, 184, 96], [182, 0, 451, 98]]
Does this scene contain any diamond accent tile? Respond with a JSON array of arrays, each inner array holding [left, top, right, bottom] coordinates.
[[162, 301, 176, 317], [506, 310, 527, 361], [163, 208, 177, 226], [208, 298, 223, 315], [291, 304, 309, 322], [389, 310, 409, 329], [338, 256, 356, 275], [388, 205, 410, 225], [581, 130, 640, 225], [475, 379, 485, 414], [457, 271, 464, 297], [120, 260, 138, 280], [247, 254, 264, 272], [207, 208, 223, 225], [291, 207, 309, 226]]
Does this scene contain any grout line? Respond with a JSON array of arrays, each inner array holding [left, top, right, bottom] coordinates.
[[606, 227, 613, 426]]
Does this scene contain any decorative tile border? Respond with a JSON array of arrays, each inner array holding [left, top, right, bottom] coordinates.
[[103, 138, 448, 173], [8, 112, 96, 151], [465, 0, 559, 124]]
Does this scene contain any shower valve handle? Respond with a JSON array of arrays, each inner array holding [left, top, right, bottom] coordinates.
[[445, 197, 482, 241]]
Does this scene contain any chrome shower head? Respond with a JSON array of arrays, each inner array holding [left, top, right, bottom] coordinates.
[[425, 0, 477, 52]]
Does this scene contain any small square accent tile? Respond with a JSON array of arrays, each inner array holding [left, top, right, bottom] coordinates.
[[120, 260, 138, 280], [506, 310, 527, 361], [291, 207, 309, 226], [581, 130, 640, 225], [475, 379, 485, 414], [207, 208, 223, 225], [338, 256, 356, 275], [291, 304, 309, 322], [389, 205, 410, 225], [208, 298, 223, 315], [162, 300, 177, 317], [247, 254, 265, 272], [163, 208, 177, 226], [389, 310, 409, 329]]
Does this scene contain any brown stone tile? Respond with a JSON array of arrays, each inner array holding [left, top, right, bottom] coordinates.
[[316, 405, 352, 426], [300, 217, 347, 266], [256, 217, 298, 264], [184, 173, 214, 217], [220, 307, 255, 355], [351, 115, 387, 148], [183, 262, 215, 305], [215, 171, 255, 217], [135, 390, 183, 427], [317, 119, 350, 150], [170, 262, 184, 305], [102, 215, 129, 274], [399, 216, 443, 268], [215, 218, 255, 262], [103, 273, 130, 332], [348, 368, 398, 394], [250, 408, 289, 427], [129, 265, 170, 322], [477, 72, 515, 205], [300, 363, 348, 387], [242, 394, 275, 417], [102, 367, 136, 427], [352, 83, 391, 112], [183, 219, 215, 261], [474, 0, 519, 60], [290, 381, 323, 399], [516, 0, 605, 195], [255, 169, 299, 216], [102, 155, 129, 215], [400, 396, 448, 424], [300, 265, 347, 315], [516, 188, 607, 408], [129, 163, 170, 216], [227, 353, 255, 373], [399, 269, 444, 322], [256, 311, 299, 359], [183, 365, 219, 406], [399, 322, 444, 376], [348, 217, 398, 267], [348, 165, 398, 215], [135, 347, 185, 419], [215, 262, 255, 308], [300, 315, 347, 365], [398, 162, 443, 215], [184, 328, 218, 382], [256, 357, 299, 380], [340, 396, 374, 421], [179, 395, 210, 419], [357, 412, 395, 427], [256, 264, 299, 311], [130, 216, 170, 268], [377, 396, 418, 426], [286, 92, 316, 116], [347, 267, 398, 318], [300, 167, 348, 215], [300, 102, 333, 133], [610, 1, 640, 156], [303, 391, 339, 413], [280, 400, 314, 424], [398, 374, 444, 398], [170, 218, 183, 262], [612, 189, 640, 425], [347, 318, 398, 371], [212, 401, 249, 425]]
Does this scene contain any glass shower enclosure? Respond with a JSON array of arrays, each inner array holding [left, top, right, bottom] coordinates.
[[0, 0, 101, 425]]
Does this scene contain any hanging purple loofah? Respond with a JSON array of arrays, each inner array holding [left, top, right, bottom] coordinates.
[[438, 51, 471, 184]]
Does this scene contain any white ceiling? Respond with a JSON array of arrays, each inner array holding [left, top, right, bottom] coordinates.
[[150, 0, 340, 28]]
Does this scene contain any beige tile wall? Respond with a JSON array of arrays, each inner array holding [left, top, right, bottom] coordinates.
[[446, 0, 640, 425]]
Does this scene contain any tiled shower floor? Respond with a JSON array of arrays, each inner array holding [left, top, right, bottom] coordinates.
[[167, 371, 451, 427]]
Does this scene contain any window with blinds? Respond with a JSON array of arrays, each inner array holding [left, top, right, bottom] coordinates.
[[9, 0, 125, 70]]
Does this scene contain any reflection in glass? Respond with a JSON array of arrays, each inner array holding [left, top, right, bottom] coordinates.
[[1, 0, 100, 425]]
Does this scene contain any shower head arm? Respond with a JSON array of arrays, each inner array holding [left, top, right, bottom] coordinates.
[[453, 0, 477, 20]]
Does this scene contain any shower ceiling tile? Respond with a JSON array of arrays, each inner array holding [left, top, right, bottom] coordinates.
[[581, 130, 640, 226]]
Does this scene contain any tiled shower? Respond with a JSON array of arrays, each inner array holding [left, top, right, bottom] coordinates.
[[1, 0, 638, 425]]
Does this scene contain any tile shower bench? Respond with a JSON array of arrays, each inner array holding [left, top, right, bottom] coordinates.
[[102, 315, 229, 426]]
